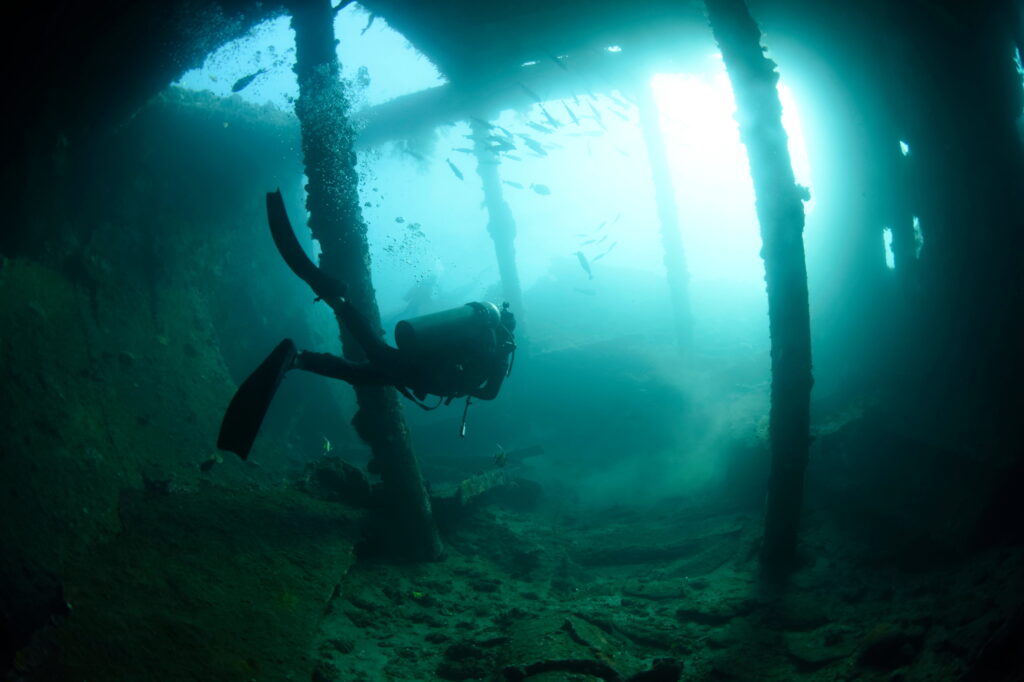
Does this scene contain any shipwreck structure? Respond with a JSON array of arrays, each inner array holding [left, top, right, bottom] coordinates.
[[2, 0, 1023, 677]]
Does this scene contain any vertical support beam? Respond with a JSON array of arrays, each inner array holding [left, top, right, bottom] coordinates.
[[290, 0, 442, 561], [635, 81, 693, 350], [470, 118, 526, 331], [705, 0, 813, 581]]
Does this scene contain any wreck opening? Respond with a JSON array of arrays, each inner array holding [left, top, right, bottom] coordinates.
[[174, 4, 447, 110]]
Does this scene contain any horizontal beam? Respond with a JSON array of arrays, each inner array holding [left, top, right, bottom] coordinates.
[[353, 27, 714, 147]]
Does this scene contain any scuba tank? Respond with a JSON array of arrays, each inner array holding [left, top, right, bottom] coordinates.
[[394, 302, 503, 355]]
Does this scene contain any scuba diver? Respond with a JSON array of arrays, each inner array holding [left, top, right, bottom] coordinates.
[[217, 191, 516, 460]]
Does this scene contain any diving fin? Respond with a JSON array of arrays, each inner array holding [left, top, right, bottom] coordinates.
[[217, 339, 297, 459]]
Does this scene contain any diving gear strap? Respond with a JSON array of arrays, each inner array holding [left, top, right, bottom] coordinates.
[[460, 397, 472, 438]]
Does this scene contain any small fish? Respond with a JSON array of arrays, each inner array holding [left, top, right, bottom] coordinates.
[[503, 154, 523, 162], [587, 101, 603, 123], [520, 137, 548, 156], [494, 443, 507, 468], [573, 287, 597, 296], [612, 212, 622, 224], [518, 82, 543, 103], [596, 234, 608, 244], [360, 12, 377, 35], [571, 91, 581, 105], [582, 239, 596, 245], [563, 102, 580, 126], [470, 116, 494, 129], [503, 181, 524, 189], [403, 148, 426, 161], [593, 241, 618, 261], [231, 68, 267, 93], [526, 121, 554, 134], [607, 93, 628, 108], [530, 183, 551, 195], [574, 251, 594, 279], [446, 158, 464, 180], [610, 108, 630, 122], [452, 147, 474, 154], [489, 137, 516, 152], [594, 220, 607, 232], [538, 104, 561, 128], [547, 53, 570, 72], [322, 436, 333, 454]]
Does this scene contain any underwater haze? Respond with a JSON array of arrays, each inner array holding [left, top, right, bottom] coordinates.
[[2, 1, 1023, 680]]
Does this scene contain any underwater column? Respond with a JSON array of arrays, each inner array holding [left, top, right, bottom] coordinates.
[[470, 117, 526, 332], [705, 0, 814, 581], [635, 80, 693, 351], [290, 0, 443, 561]]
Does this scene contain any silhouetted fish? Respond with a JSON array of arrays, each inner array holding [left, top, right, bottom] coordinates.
[[607, 93, 629, 108], [574, 251, 593, 279], [446, 158, 464, 180], [610, 108, 630, 122], [563, 102, 580, 126], [520, 137, 548, 156], [530, 184, 551, 195], [503, 181, 524, 189], [587, 101, 603, 123], [582, 239, 596, 245], [593, 241, 617, 261], [539, 104, 561, 128], [488, 137, 516, 152], [526, 122, 554, 134], [574, 287, 597, 296], [518, 82, 543, 103], [360, 12, 377, 35], [231, 68, 267, 92], [547, 53, 570, 71], [403, 148, 426, 161]]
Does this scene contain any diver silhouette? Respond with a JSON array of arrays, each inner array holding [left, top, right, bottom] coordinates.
[[217, 191, 516, 459]]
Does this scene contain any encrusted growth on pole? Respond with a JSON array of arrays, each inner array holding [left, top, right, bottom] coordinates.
[[290, 0, 442, 561], [704, 0, 814, 581]]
